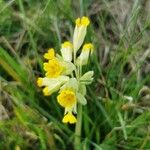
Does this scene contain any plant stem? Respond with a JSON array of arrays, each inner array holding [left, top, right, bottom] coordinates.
[[74, 104, 82, 150], [74, 46, 82, 149]]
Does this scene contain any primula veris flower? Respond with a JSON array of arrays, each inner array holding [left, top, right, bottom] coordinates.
[[43, 59, 64, 78], [61, 41, 73, 62], [43, 48, 55, 60], [37, 76, 69, 96], [73, 16, 90, 52], [62, 113, 77, 124], [37, 16, 94, 124], [77, 43, 94, 65], [57, 89, 76, 108]]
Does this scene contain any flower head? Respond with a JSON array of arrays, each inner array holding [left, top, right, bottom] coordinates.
[[61, 41, 73, 62], [57, 89, 76, 108], [73, 16, 90, 52], [37, 76, 69, 96], [75, 16, 90, 27], [43, 59, 63, 78], [62, 113, 77, 124], [77, 43, 94, 65]]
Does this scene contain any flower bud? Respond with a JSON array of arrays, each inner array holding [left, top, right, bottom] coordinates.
[[77, 43, 94, 65]]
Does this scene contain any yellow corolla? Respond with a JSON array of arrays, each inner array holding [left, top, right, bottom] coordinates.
[[62, 113, 77, 124], [37, 76, 69, 96], [43, 58, 63, 78], [57, 89, 76, 108], [75, 16, 90, 26], [73, 16, 90, 52], [37, 77, 43, 87], [43, 48, 55, 60]]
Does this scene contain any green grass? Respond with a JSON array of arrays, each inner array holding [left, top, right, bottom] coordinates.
[[0, 0, 150, 149]]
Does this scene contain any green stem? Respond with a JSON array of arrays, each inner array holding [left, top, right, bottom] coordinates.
[[74, 51, 78, 79], [74, 104, 82, 150], [74, 51, 76, 65], [73, 47, 82, 149]]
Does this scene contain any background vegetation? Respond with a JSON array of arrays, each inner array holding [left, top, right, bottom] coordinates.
[[0, 0, 150, 149]]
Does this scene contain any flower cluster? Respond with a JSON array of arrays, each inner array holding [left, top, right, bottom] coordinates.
[[37, 16, 94, 124]]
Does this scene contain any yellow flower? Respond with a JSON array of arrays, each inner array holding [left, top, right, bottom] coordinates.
[[62, 41, 73, 48], [44, 48, 55, 60], [37, 77, 43, 87], [77, 43, 94, 65], [62, 113, 77, 124], [57, 89, 76, 108], [75, 16, 90, 26], [43, 86, 51, 96], [43, 59, 63, 78], [37, 76, 69, 96], [61, 41, 73, 62], [73, 16, 90, 52], [82, 43, 94, 52]]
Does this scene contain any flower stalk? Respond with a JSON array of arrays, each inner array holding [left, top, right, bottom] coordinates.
[[75, 104, 82, 150]]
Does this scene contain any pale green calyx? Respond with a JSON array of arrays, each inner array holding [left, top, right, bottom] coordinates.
[[77, 93, 87, 105], [60, 78, 78, 92], [80, 71, 94, 85]]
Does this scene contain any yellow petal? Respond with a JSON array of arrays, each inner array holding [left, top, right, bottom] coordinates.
[[43, 86, 51, 96], [44, 59, 63, 78], [62, 41, 73, 48], [44, 48, 55, 60], [37, 77, 43, 87], [82, 43, 94, 51], [75, 18, 81, 26], [75, 16, 90, 27], [62, 113, 77, 124], [57, 89, 76, 108], [81, 16, 90, 26]]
